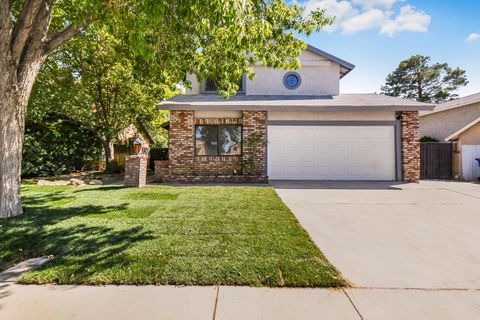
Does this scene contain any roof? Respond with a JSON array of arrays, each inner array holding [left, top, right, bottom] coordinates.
[[158, 94, 435, 112], [306, 44, 355, 78], [421, 92, 480, 116], [445, 116, 480, 141]]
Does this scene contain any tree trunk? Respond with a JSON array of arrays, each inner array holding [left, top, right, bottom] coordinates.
[[0, 96, 25, 218], [0, 61, 42, 218], [102, 137, 115, 164], [0, 0, 88, 218]]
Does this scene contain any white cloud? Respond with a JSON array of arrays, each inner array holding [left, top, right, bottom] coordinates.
[[304, 0, 359, 32], [341, 9, 389, 33], [351, 0, 400, 9], [380, 5, 431, 37], [303, 0, 430, 36], [466, 33, 480, 42]]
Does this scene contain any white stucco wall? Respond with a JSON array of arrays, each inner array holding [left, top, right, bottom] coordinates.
[[420, 102, 480, 140], [185, 49, 341, 96], [458, 124, 480, 145], [268, 111, 396, 121], [186, 73, 201, 95]]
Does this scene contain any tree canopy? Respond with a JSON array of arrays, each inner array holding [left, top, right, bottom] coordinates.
[[1, 0, 333, 217], [29, 25, 174, 164], [381, 55, 468, 104]]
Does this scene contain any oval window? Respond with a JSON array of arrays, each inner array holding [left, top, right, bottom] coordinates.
[[283, 72, 301, 89]]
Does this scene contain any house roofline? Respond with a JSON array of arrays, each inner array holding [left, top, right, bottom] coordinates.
[[306, 44, 355, 78], [421, 92, 480, 117]]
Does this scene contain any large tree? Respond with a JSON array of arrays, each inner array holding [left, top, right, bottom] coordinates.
[[0, 0, 332, 217], [381, 55, 468, 103]]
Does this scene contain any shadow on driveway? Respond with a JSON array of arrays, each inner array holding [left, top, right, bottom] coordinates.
[[269, 180, 407, 190]]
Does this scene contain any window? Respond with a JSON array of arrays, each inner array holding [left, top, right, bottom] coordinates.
[[283, 72, 301, 90], [195, 125, 242, 156], [202, 76, 245, 93]]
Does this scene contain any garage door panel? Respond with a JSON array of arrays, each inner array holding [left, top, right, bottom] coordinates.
[[267, 126, 396, 181]]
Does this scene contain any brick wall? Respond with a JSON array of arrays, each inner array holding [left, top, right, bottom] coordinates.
[[154, 160, 169, 181], [168, 111, 195, 175], [401, 111, 420, 182], [162, 110, 267, 183], [124, 155, 147, 187], [193, 156, 243, 176], [242, 111, 267, 176]]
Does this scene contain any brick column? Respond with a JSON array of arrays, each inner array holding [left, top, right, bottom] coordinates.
[[124, 155, 147, 187], [168, 111, 195, 176], [401, 111, 420, 182], [242, 111, 267, 176]]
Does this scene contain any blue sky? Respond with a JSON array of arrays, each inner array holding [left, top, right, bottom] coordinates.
[[297, 0, 480, 97]]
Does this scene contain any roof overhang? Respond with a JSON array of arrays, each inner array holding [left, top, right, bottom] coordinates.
[[421, 92, 480, 117], [158, 94, 435, 112], [306, 44, 355, 78]]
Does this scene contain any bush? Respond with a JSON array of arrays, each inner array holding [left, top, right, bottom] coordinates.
[[22, 114, 102, 178], [105, 160, 122, 174], [420, 136, 439, 143]]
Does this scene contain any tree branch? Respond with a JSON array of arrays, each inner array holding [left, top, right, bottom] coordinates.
[[43, 18, 93, 55], [0, 0, 13, 57], [10, 0, 43, 62]]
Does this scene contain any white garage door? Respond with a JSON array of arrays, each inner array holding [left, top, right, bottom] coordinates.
[[268, 126, 396, 180]]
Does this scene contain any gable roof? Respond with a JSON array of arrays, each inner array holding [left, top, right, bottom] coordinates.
[[158, 93, 434, 112], [306, 44, 355, 78], [445, 116, 480, 141], [421, 92, 480, 116]]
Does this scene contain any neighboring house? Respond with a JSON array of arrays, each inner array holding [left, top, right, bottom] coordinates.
[[157, 44, 434, 183], [117, 123, 155, 148], [420, 93, 480, 180]]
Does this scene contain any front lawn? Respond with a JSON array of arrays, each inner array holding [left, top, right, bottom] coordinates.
[[0, 185, 345, 287]]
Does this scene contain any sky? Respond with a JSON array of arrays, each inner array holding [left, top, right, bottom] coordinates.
[[296, 0, 480, 97]]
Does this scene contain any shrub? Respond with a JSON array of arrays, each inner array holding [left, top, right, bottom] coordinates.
[[22, 114, 102, 177], [420, 136, 439, 143]]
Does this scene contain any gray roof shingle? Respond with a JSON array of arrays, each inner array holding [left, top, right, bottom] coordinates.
[[158, 94, 435, 112]]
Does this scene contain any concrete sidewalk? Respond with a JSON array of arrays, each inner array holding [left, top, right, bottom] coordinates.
[[2, 260, 478, 319], [1, 261, 479, 320], [1, 283, 480, 319]]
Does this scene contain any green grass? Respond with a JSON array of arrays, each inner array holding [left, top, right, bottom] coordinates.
[[0, 185, 346, 287]]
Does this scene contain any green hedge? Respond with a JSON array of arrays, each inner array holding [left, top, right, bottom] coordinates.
[[22, 114, 102, 178]]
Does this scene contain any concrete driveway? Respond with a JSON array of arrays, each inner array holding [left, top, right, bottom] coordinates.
[[273, 180, 480, 289]]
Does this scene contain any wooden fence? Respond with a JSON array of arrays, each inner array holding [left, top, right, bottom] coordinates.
[[420, 142, 454, 180], [112, 145, 168, 172]]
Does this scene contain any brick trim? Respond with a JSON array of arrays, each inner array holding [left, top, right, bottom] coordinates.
[[195, 155, 242, 162], [195, 118, 243, 125]]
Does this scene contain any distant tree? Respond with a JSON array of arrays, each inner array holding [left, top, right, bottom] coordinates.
[[381, 55, 468, 103]]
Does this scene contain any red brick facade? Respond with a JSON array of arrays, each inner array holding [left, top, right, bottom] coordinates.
[[157, 110, 267, 183], [401, 111, 420, 182], [158, 110, 420, 183], [242, 111, 267, 176]]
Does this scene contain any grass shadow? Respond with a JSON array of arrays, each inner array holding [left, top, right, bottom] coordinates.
[[72, 186, 126, 193], [0, 202, 154, 280]]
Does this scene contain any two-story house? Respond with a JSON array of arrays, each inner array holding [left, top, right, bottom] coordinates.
[[157, 44, 434, 183]]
